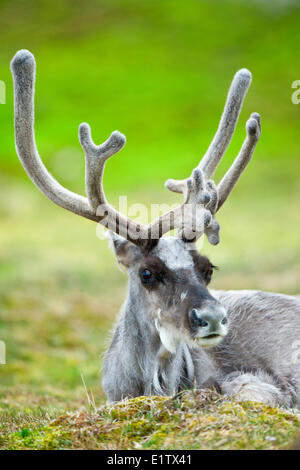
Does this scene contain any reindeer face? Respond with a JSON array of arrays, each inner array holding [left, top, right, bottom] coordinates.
[[111, 235, 228, 353]]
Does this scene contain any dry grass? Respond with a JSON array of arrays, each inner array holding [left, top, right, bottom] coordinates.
[[0, 390, 298, 450]]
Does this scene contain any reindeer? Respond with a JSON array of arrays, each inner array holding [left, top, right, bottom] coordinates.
[[11, 50, 300, 407]]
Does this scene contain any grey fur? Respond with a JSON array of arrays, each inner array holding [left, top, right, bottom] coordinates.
[[103, 238, 300, 407], [10, 50, 98, 222], [103, 236, 227, 401], [200, 68, 252, 179], [217, 113, 261, 210]]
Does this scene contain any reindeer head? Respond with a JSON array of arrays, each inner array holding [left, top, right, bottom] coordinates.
[[11, 50, 261, 352], [110, 234, 229, 351]]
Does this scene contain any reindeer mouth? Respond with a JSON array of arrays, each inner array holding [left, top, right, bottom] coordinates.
[[195, 333, 225, 348]]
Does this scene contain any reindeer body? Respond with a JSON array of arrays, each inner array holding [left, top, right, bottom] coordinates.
[[212, 290, 300, 406], [103, 285, 300, 406], [11, 50, 300, 408]]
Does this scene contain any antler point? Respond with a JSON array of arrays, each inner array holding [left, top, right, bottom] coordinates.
[[235, 68, 252, 83], [111, 130, 126, 146], [246, 117, 259, 136], [11, 49, 35, 71]]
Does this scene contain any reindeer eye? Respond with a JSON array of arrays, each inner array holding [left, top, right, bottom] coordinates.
[[140, 269, 156, 285], [203, 264, 217, 285]]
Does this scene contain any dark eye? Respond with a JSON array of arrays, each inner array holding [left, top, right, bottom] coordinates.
[[203, 264, 217, 285], [206, 267, 213, 283], [140, 268, 156, 285]]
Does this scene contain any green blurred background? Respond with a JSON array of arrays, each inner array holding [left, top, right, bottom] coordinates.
[[0, 0, 300, 419]]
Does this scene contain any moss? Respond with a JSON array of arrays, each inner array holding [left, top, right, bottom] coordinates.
[[4, 426, 73, 450], [1, 390, 299, 450]]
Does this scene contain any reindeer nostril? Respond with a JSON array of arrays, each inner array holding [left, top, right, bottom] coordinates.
[[190, 309, 209, 328], [221, 316, 228, 325]]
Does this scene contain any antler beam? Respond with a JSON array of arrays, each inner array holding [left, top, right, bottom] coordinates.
[[11, 50, 151, 246], [199, 68, 252, 179], [11, 50, 97, 221]]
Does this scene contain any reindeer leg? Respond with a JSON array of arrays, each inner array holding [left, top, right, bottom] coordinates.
[[220, 370, 291, 407]]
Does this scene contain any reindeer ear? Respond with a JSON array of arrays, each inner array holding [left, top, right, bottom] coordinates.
[[108, 232, 142, 267]]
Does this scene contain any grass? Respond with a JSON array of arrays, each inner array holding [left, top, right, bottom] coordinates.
[[0, 0, 300, 450], [0, 390, 298, 450]]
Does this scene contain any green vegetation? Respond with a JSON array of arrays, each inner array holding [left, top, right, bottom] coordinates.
[[1, 391, 298, 450], [0, 0, 300, 450]]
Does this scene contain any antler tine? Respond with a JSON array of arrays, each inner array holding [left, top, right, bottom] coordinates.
[[217, 112, 261, 211], [165, 68, 252, 196], [165, 179, 187, 195], [199, 68, 252, 179], [79, 123, 126, 210], [11, 50, 97, 221], [150, 168, 214, 243], [79, 123, 150, 243]]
